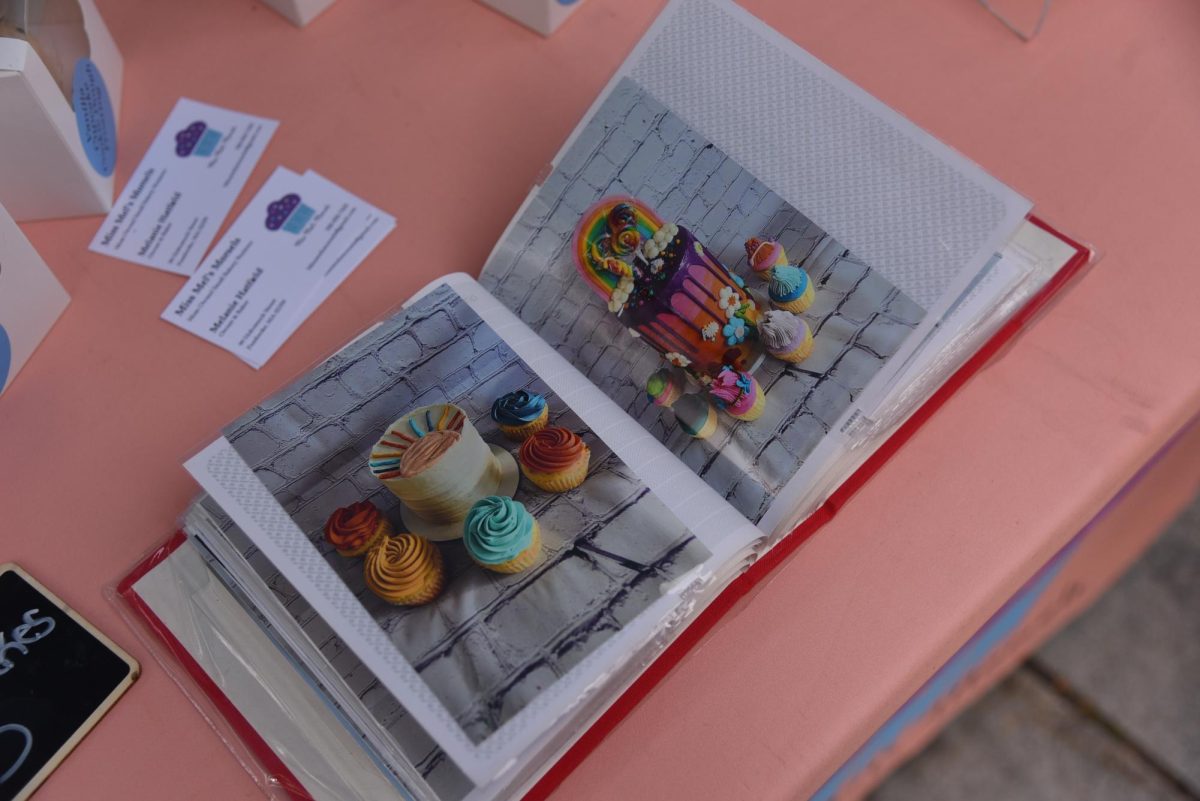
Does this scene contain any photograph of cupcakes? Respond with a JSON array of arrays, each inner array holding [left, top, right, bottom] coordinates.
[[324, 500, 393, 557], [491, 389, 550, 440], [646, 367, 686, 408], [745, 236, 788, 274], [463, 496, 542, 574], [518, 426, 591, 492], [673, 393, 718, 439], [768, 265, 815, 313], [364, 533, 444, 606], [759, 309, 813, 363], [709, 366, 766, 422]]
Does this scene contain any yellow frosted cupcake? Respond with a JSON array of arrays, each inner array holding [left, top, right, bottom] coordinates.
[[491, 390, 550, 441], [768, 265, 815, 313], [709, 367, 766, 422], [518, 427, 590, 492], [324, 500, 393, 558], [364, 534, 444, 605], [759, 309, 814, 364], [463, 496, 542, 574]]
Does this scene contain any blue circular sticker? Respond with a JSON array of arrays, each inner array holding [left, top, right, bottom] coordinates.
[[72, 58, 117, 178], [0, 324, 11, 392]]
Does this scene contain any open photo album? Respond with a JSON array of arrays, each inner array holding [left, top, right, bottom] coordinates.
[[116, 2, 1091, 800]]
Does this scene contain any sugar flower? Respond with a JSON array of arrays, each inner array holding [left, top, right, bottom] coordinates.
[[723, 319, 747, 346]]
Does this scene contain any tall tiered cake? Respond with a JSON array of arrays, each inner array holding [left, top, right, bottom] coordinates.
[[369, 403, 518, 541], [573, 197, 761, 382]]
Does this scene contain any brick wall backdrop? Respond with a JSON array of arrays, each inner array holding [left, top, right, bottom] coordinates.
[[206, 285, 708, 798], [482, 77, 926, 523]]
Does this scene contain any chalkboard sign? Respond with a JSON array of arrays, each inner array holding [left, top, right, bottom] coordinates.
[[0, 564, 138, 801]]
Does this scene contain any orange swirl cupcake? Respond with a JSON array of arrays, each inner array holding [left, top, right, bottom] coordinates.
[[363, 534, 444, 606], [324, 500, 393, 557], [518, 427, 590, 492]]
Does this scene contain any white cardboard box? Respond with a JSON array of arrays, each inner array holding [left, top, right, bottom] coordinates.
[[0, 201, 70, 397], [477, 0, 588, 36], [260, 0, 337, 27], [0, 0, 123, 221]]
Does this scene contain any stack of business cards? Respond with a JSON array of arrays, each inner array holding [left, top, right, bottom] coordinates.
[[89, 98, 279, 275], [161, 166, 396, 368]]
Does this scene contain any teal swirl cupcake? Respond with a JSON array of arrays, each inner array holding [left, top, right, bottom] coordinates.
[[768, 265, 815, 313], [491, 390, 550, 441], [463, 496, 542, 573]]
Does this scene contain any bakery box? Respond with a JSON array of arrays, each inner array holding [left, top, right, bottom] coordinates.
[[477, 0, 588, 36], [0, 0, 123, 221], [0, 200, 70, 397], [260, 0, 337, 27]]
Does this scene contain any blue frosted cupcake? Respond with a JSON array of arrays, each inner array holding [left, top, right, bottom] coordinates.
[[463, 496, 542, 573], [491, 390, 549, 441], [768, 265, 815, 313]]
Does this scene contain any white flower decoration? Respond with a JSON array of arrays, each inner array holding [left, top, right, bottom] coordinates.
[[665, 352, 691, 368], [718, 286, 741, 314], [701, 322, 719, 341], [650, 258, 664, 274]]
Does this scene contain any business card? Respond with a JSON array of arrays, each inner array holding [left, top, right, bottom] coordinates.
[[250, 169, 397, 359], [161, 167, 395, 367], [90, 98, 278, 275]]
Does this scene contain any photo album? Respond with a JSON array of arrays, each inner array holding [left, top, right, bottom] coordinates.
[[117, 2, 1091, 801]]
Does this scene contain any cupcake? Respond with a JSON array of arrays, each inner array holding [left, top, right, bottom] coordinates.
[[324, 500, 393, 557], [759, 309, 813, 363], [745, 237, 788, 275], [709, 367, 765, 422], [646, 368, 686, 408], [673, 393, 718, 439], [463, 496, 542, 574], [768, 265, 814, 313], [363, 533, 444, 605], [491, 389, 549, 441], [518, 427, 590, 492]]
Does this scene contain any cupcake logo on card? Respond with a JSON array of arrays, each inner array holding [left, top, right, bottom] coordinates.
[[265, 193, 315, 234], [175, 121, 223, 158]]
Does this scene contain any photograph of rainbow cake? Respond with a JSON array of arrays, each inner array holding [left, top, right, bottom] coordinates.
[[482, 76, 927, 523], [369, 402, 519, 541], [574, 196, 763, 382]]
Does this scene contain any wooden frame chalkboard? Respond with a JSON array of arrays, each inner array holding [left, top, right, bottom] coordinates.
[[0, 564, 138, 801]]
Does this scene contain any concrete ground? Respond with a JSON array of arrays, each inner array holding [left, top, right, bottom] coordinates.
[[870, 495, 1200, 801]]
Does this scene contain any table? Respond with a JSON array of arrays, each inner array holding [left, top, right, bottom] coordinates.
[[4, 1, 1199, 799]]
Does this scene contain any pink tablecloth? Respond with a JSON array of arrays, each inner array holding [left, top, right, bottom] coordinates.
[[4, 1, 1199, 799]]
